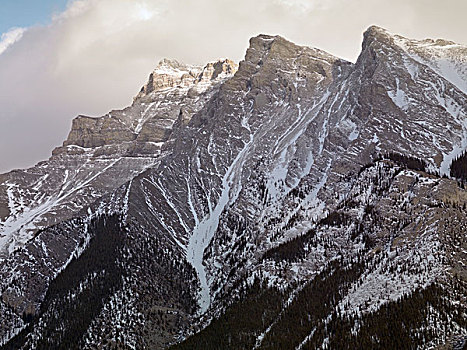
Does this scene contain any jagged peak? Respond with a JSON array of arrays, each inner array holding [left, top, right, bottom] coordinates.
[[157, 58, 184, 69], [152, 58, 200, 77], [361, 25, 396, 49], [244, 33, 340, 67], [152, 58, 238, 78], [135, 58, 237, 99], [365, 25, 391, 37], [357, 26, 412, 66], [363, 25, 465, 53], [248, 34, 296, 54], [251, 34, 282, 45]]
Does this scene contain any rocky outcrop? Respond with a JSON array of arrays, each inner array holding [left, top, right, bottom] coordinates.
[[197, 59, 238, 83], [58, 58, 238, 153], [135, 58, 200, 98], [135, 58, 238, 99], [63, 115, 136, 148]]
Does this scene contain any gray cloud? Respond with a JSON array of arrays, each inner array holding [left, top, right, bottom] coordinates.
[[0, 0, 465, 172]]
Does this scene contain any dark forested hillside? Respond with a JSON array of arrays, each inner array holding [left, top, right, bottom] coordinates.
[[451, 151, 467, 181], [2, 215, 126, 350]]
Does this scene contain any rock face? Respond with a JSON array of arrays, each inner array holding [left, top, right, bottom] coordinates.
[[0, 27, 466, 349], [0, 58, 237, 259], [63, 58, 238, 150]]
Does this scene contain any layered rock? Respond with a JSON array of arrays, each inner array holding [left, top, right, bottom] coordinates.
[[61, 58, 238, 153]]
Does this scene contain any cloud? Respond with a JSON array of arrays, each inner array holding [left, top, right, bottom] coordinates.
[[0, 0, 465, 173], [0, 27, 26, 55]]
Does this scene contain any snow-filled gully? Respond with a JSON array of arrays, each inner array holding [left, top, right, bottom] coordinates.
[[186, 129, 253, 315]]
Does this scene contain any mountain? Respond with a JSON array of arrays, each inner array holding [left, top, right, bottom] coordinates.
[[0, 26, 466, 349]]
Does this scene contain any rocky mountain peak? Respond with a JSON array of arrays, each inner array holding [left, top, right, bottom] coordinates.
[[355, 26, 409, 81], [156, 58, 186, 70], [135, 59, 201, 99], [134, 58, 237, 100], [59, 57, 237, 151], [248, 34, 279, 52], [230, 33, 345, 95], [152, 58, 202, 79], [360, 25, 399, 53], [244, 34, 297, 64], [364, 25, 392, 38]]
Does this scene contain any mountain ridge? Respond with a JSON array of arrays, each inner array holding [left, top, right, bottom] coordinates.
[[0, 26, 466, 349]]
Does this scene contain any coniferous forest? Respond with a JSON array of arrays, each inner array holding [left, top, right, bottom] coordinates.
[[450, 151, 467, 181], [2, 215, 126, 350]]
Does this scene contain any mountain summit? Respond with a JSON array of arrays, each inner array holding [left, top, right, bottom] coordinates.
[[0, 27, 466, 349]]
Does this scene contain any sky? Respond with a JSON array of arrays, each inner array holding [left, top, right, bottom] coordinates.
[[0, 0, 69, 34], [0, 0, 466, 173]]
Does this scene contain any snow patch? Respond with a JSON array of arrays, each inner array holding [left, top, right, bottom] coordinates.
[[436, 58, 467, 94], [387, 77, 409, 111]]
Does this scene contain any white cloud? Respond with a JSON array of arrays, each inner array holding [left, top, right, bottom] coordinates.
[[0, 27, 26, 56], [0, 0, 465, 173], [135, 3, 155, 21]]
